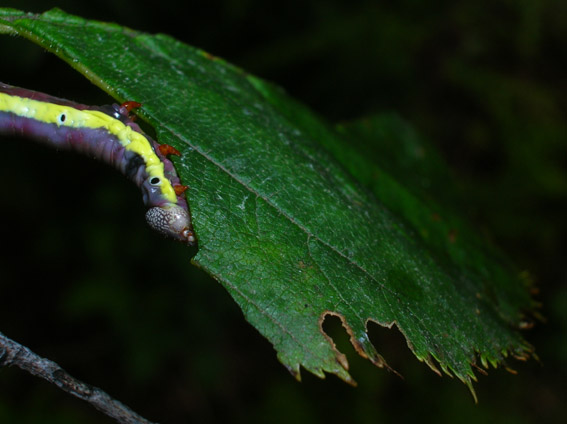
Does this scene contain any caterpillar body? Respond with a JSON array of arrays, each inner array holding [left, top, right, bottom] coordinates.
[[0, 82, 195, 245]]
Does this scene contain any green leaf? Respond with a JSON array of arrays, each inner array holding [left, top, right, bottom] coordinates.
[[0, 8, 534, 393]]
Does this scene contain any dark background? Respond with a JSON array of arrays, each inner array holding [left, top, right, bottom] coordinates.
[[0, 1, 565, 423]]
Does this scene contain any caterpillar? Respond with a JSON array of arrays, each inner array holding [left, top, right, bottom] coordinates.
[[0, 82, 195, 245]]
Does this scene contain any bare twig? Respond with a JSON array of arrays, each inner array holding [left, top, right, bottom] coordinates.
[[0, 331, 157, 424]]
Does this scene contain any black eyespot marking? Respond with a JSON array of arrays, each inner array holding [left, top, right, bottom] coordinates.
[[124, 153, 145, 180]]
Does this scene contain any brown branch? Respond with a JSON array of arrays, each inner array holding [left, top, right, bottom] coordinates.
[[0, 331, 157, 424]]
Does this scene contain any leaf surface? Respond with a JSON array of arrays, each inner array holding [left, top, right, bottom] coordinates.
[[0, 8, 534, 391]]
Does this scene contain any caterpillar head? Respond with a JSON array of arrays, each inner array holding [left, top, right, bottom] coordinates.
[[145, 204, 196, 245]]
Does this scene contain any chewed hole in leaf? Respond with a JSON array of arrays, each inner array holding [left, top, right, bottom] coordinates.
[[320, 313, 450, 385], [319, 312, 399, 381], [366, 320, 420, 376], [321, 315, 351, 354], [319, 313, 352, 376]]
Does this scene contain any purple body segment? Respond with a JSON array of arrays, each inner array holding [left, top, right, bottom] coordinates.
[[0, 111, 144, 182]]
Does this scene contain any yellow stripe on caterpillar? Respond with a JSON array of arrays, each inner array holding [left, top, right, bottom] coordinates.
[[0, 91, 177, 203]]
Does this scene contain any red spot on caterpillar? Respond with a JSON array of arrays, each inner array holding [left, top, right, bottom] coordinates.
[[158, 144, 181, 156], [121, 101, 142, 113], [174, 184, 188, 195]]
